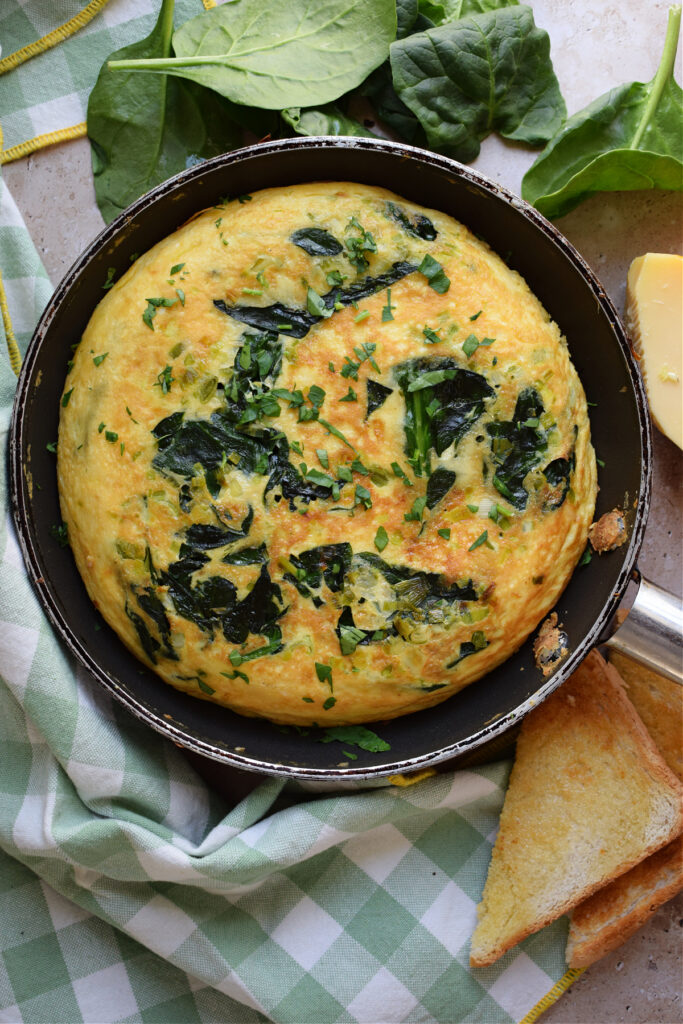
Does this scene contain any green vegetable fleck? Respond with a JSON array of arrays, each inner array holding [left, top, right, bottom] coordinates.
[[374, 525, 389, 551], [418, 254, 450, 294]]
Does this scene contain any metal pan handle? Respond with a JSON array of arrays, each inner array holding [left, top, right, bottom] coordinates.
[[605, 575, 682, 683]]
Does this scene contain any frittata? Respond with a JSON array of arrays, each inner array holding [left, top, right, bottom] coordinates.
[[57, 183, 597, 725]]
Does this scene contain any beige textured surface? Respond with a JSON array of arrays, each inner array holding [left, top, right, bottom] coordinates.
[[4, 0, 682, 1016]]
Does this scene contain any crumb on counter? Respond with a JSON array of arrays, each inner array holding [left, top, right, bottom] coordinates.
[[533, 613, 569, 677], [588, 509, 627, 553]]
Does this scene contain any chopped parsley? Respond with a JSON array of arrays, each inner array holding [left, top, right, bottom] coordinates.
[[102, 267, 117, 290], [61, 388, 73, 407], [170, 263, 185, 276], [418, 254, 450, 294], [92, 352, 108, 366], [154, 365, 174, 394], [315, 662, 333, 689], [316, 448, 329, 469], [323, 696, 337, 710], [105, 430, 118, 443], [391, 461, 413, 487], [318, 418, 357, 451], [374, 525, 389, 551], [307, 287, 332, 318], [142, 295, 176, 330], [318, 725, 390, 753], [437, 527, 451, 539], [404, 496, 427, 522], [339, 387, 357, 403], [422, 326, 441, 344], [46, 441, 57, 454], [49, 522, 69, 547], [469, 310, 483, 321], [381, 289, 395, 322], [469, 530, 492, 551], [462, 334, 495, 358], [354, 484, 372, 509], [345, 216, 377, 273]]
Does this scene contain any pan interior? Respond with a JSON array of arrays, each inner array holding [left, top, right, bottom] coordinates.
[[10, 139, 649, 778]]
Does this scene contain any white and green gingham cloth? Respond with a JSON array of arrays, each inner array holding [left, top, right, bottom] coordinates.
[[0, 3, 575, 1021]]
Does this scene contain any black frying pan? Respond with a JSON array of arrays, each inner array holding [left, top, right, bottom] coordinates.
[[8, 138, 659, 780]]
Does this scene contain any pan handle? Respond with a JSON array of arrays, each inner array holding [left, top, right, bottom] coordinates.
[[605, 575, 682, 683]]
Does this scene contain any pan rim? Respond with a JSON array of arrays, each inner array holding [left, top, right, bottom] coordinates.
[[9, 136, 652, 780]]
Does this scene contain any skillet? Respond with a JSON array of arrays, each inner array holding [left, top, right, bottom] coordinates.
[[9, 137, 681, 780]]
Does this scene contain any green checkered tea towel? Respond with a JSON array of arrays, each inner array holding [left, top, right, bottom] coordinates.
[[0, 3, 580, 1021]]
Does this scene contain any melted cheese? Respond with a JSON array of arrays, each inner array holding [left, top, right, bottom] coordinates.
[[58, 183, 597, 725], [626, 253, 683, 450]]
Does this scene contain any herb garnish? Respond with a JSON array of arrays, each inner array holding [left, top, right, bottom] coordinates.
[[374, 525, 389, 551], [462, 334, 495, 358], [315, 662, 333, 689], [339, 387, 358, 402], [345, 216, 377, 273], [438, 527, 451, 539], [404, 496, 427, 522], [61, 388, 74, 407], [102, 267, 117, 290], [50, 522, 69, 547], [422, 326, 441, 344], [469, 530, 492, 551], [154, 365, 175, 394], [418, 254, 450, 294], [318, 725, 390, 753], [105, 431, 119, 442], [381, 288, 395, 322], [93, 352, 108, 366], [143, 295, 176, 330]]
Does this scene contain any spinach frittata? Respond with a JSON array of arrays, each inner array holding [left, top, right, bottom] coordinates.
[[57, 183, 597, 724]]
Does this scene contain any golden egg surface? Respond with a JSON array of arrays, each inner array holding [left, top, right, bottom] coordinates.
[[58, 183, 597, 725]]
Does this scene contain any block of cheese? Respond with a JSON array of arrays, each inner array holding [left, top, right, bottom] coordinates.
[[626, 253, 682, 450]]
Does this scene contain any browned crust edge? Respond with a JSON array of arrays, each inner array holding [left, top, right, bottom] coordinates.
[[566, 836, 683, 968]]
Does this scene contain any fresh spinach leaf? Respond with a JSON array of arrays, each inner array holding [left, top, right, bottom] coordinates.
[[222, 544, 268, 565], [109, 0, 397, 110], [362, 61, 427, 146], [87, 0, 243, 223], [282, 104, 374, 138], [397, 0, 420, 37], [291, 227, 343, 257], [522, 7, 682, 219], [418, 0, 518, 28], [390, 5, 565, 162]]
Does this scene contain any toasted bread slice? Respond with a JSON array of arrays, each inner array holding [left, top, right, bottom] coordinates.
[[469, 651, 683, 968], [607, 651, 682, 779], [565, 655, 683, 968], [566, 835, 683, 967]]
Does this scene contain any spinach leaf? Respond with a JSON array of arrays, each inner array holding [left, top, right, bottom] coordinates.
[[362, 62, 427, 146], [356, 552, 478, 603], [541, 456, 572, 510], [126, 603, 162, 664], [426, 467, 456, 508], [418, 0, 518, 28], [397, 0, 420, 38], [522, 7, 682, 219], [446, 629, 488, 668], [222, 564, 286, 645], [222, 544, 268, 565], [390, 5, 565, 162], [284, 544, 353, 602], [386, 201, 437, 240], [395, 358, 494, 475], [87, 0, 242, 224], [336, 607, 391, 653], [291, 228, 343, 257], [486, 387, 549, 509], [133, 589, 178, 661], [366, 379, 394, 418], [282, 105, 374, 138], [185, 506, 253, 550], [215, 261, 418, 339], [109, 0, 397, 110]]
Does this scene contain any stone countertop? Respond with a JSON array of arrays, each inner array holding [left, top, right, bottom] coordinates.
[[4, 0, 682, 1018]]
